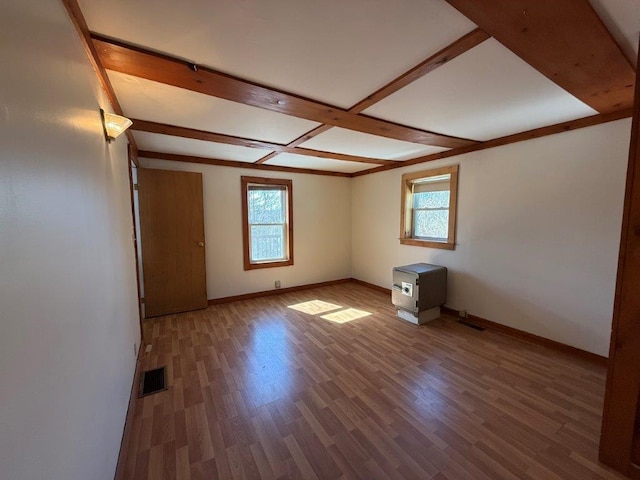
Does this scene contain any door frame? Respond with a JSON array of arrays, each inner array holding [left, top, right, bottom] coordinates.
[[127, 145, 144, 338]]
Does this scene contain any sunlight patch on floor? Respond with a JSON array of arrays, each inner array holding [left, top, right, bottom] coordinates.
[[288, 300, 342, 315], [288, 300, 372, 324], [321, 308, 372, 324]]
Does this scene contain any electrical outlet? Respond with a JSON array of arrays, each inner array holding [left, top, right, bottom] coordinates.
[[459, 309, 468, 318], [275, 280, 281, 289], [145, 344, 153, 353]]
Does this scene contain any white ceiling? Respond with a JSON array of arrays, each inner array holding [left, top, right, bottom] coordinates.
[[80, 0, 477, 108], [590, 0, 640, 65], [76, 0, 639, 174], [107, 71, 320, 144], [266, 153, 373, 173], [134, 132, 268, 163], [298, 128, 449, 160], [363, 39, 598, 141]]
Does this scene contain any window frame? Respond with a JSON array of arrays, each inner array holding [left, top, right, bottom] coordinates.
[[399, 165, 459, 250], [241, 176, 294, 270]]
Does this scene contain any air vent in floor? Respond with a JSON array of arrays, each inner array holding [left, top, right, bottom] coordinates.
[[458, 319, 485, 331], [139, 366, 167, 397]]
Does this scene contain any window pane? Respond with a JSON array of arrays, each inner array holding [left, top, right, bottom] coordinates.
[[250, 225, 284, 261], [400, 165, 457, 249], [414, 210, 449, 239], [248, 190, 284, 224], [413, 191, 449, 209]]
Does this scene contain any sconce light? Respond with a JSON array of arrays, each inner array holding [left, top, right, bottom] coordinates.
[[100, 109, 132, 143]]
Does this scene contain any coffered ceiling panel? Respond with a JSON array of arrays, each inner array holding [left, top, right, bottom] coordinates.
[[363, 39, 598, 141], [133, 132, 268, 163], [107, 71, 321, 144], [78, 0, 477, 108], [298, 128, 449, 160], [265, 153, 376, 173]]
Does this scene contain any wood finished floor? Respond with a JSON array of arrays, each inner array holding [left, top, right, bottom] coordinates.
[[117, 283, 625, 480]]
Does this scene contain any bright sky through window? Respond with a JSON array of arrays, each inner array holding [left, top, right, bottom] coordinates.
[[413, 190, 450, 240], [400, 165, 458, 250]]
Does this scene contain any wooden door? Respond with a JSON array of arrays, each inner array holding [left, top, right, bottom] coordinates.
[[599, 43, 640, 478], [138, 168, 207, 317]]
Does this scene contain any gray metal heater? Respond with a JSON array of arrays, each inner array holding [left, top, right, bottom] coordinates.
[[392, 263, 447, 324]]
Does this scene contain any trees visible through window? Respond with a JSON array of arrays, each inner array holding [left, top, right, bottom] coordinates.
[[241, 176, 293, 270], [249, 187, 286, 261], [400, 165, 458, 250]]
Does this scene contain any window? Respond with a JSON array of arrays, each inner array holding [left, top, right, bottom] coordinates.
[[400, 165, 458, 250], [241, 176, 293, 270]]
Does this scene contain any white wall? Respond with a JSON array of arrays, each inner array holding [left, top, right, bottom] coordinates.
[[0, 2, 140, 479], [140, 159, 352, 299], [352, 119, 631, 356]]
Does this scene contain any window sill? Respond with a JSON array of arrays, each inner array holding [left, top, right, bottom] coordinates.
[[400, 238, 455, 250], [244, 259, 294, 271]]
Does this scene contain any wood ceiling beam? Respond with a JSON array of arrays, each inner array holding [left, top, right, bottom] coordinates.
[[349, 28, 490, 113], [138, 151, 352, 178], [444, 0, 635, 113], [282, 28, 490, 150], [61, 0, 138, 162], [286, 125, 335, 149], [92, 35, 477, 149], [255, 152, 280, 164], [132, 119, 283, 151], [131, 119, 394, 165], [599, 41, 640, 476], [352, 108, 633, 177]]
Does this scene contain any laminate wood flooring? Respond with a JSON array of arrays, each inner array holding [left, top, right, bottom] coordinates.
[[116, 282, 624, 480]]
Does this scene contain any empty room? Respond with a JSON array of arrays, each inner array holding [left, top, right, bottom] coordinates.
[[3, 0, 640, 479]]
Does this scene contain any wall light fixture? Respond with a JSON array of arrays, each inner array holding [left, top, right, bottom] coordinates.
[[100, 109, 132, 143]]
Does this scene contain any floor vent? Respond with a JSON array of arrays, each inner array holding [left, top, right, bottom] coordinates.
[[139, 366, 167, 397], [458, 319, 485, 331]]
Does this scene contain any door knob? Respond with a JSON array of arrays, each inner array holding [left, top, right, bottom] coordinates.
[[197, 241, 205, 247]]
